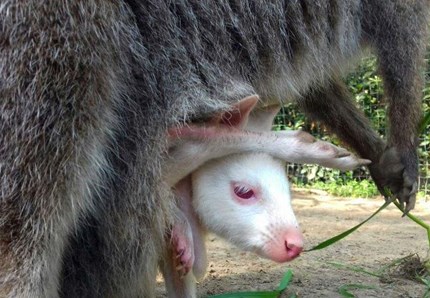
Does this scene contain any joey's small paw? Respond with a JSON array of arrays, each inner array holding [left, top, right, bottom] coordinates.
[[174, 247, 194, 276], [314, 141, 371, 170], [171, 225, 195, 277], [330, 155, 371, 171]]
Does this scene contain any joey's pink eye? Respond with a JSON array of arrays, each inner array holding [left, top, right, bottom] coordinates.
[[234, 185, 255, 199]]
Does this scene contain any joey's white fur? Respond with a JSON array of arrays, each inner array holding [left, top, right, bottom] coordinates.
[[192, 152, 302, 262]]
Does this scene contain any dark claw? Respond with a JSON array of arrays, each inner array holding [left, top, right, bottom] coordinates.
[[403, 181, 418, 215], [410, 181, 419, 195]]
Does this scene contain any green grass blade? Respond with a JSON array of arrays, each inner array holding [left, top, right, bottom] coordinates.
[[327, 262, 382, 278], [339, 287, 355, 298], [207, 291, 279, 298], [417, 276, 430, 287], [276, 269, 293, 291], [207, 270, 294, 298], [339, 284, 377, 298], [305, 200, 391, 252]]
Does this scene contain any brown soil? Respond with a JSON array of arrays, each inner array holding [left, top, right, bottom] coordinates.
[[156, 189, 430, 297]]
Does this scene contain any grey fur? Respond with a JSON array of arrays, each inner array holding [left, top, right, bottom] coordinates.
[[0, 1, 428, 297]]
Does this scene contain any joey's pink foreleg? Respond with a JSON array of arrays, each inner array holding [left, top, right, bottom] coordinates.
[[160, 236, 196, 298], [171, 210, 195, 277], [160, 205, 196, 298], [275, 130, 371, 170], [166, 125, 370, 186], [161, 176, 208, 298], [173, 176, 208, 279], [174, 176, 208, 281]]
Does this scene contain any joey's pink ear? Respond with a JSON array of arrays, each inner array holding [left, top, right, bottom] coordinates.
[[245, 105, 281, 132], [211, 95, 259, 128]]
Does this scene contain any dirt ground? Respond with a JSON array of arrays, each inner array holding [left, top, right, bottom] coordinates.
[[156, 189, 430, 297]]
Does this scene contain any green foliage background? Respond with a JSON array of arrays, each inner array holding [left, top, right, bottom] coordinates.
[[274, 56, 430, 198]]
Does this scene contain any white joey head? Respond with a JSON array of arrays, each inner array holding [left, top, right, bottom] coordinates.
[[192, 152, 303, 262], [192, 96, 303, 262]]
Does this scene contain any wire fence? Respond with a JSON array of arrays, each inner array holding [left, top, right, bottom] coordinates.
[[273, 55, 430, 199]]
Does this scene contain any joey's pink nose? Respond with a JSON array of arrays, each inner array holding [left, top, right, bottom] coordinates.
[[285, 241, 303, 260], [263, 228, 304, 262]]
